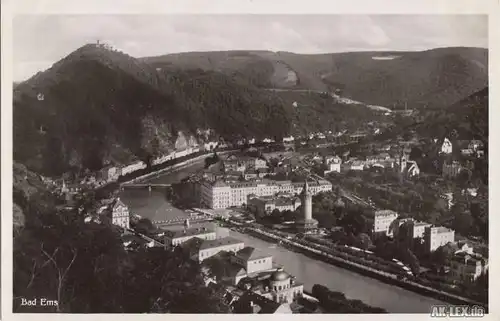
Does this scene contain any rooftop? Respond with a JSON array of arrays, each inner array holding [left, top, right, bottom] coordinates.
[[199, 236, 244, 251], [164, 227, 215, 239], [236, 247, 273, 262], [431, 226, 454, 233], [414, 221, 432, 227], [212, 180, 229, 188], [374, 210, 398, 217]]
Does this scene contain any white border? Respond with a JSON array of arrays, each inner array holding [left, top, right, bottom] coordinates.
[[2, 1, 499, 321]]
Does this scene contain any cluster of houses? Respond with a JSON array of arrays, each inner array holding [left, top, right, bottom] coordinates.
[[164, 226, 303, 313], [314, 149, 420, 178], [372, 210, 488, 283], [194, 153, 332, 210]]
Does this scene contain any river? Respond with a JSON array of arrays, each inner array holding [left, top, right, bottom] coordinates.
[[119, 160, 446, 313]]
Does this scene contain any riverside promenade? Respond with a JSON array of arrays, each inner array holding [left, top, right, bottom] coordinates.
[[236, 223, 485, 308]]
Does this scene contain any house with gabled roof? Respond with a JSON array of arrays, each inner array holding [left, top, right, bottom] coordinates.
[[97, 197, 130, 229], [232, 246, 274, 274]]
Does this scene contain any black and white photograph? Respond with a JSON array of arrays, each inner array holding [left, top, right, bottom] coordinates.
[[3, 4, 495, 317]]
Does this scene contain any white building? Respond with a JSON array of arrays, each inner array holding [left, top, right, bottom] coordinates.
[[199, 178, 331, 210], [341, 160, 366, 172], [152, 151, 177, 166], [282, 136, 295, 143], [231, 247, 274, 274], [324, 155, 342, 166], [247, 195, 301, 217], [424, 226, 455, 252], [203, 141, 219, 151], [99, 198, 130, 229], [394, 218, 432, 240], [440, 138, 453, 154], [99, 165, 121, 182], [373, 210, 399, 236], [196, 237, 245, 262], [200, 180, 233, 209], [324, 156, 342, 174], [164, 227, 217, 247], [223, 155, 267, 172], [121, 160, 147, 176]]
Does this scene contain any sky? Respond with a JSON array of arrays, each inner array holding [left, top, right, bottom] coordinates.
[[13, 14, 488, 81]]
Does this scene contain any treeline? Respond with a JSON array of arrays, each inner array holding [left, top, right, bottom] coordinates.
[[312, 284, 386, 313], [13, 44, 292, 177], [13, 175, 230, 313]]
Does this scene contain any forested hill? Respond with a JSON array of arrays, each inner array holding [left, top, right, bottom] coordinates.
[[415, 87, 488, 143], [144, 47, 488, 109], [14, 44, 486, 177], [13, 44, 293, 176]]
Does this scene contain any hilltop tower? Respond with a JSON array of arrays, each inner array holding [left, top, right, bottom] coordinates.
[[295, 179, 318, 233]]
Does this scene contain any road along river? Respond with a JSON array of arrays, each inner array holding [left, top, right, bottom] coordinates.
[[218, 227, 444, 313], [119, 161, 446, 313]]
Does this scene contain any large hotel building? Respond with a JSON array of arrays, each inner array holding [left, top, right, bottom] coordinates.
[[198, 178, 332, 209]]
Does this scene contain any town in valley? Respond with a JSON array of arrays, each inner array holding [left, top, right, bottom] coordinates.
[[11, 15, 489, 314]]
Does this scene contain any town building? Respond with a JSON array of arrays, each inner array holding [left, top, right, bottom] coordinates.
[[373, 210, 399, 237], [366, 153, 392, 164], [460, 148, 474, 156], [247, 195, 301, 217], [243, 168, 268, 180], [98, 198, 130, 229], [424, 226, 455, 252], [231, 247, 274, 274], [324, 156, 342, 174], [203, 141, 219, 151], [223, 155, 268, 172], [341, 160, 366, 172], [239, 268, 304, 304], [163, 226, 217, 247], [152, 151, 177, 166], [187, 236, 245, 262], [442, 161, 463, 178], [121, 160, 147, 176], [200, 180, 232, 209], [99, 165, 121, 182], [450, 252, 484, 283], [468, 140, 484, 151], [349, 133, 367, 143], [295, 180, 318, 233], [440, 138, 453, 154], [393, 218, 432, 246], [198, 177, 331, 210]]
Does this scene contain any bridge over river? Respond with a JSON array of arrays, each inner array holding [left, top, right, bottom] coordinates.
[[153, 215, 213, 227], [121, 183, 172, 190]]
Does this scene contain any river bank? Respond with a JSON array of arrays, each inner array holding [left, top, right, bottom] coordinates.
[[237, 224, 485, 308]]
